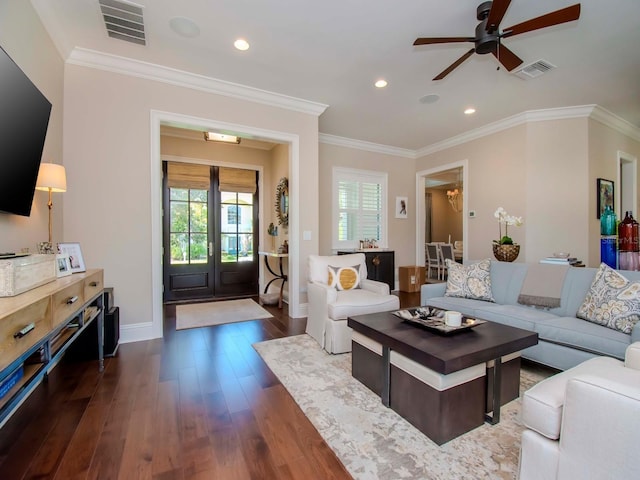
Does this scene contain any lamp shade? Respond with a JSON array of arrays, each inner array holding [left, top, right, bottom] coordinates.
[[36, 163, 66, 192]]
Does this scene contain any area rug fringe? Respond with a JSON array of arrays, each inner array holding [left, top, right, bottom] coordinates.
[[253, 334, 546, 480]]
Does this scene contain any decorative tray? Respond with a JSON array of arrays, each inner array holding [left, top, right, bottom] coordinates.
[[392, 307, 485, 335]]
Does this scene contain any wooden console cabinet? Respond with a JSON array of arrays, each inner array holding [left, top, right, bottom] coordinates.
[[338, 250, 395, 291], [0, 269, 104, 426]]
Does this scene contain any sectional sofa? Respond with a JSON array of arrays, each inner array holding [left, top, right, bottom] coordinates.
[[420, 260, 640, 371]]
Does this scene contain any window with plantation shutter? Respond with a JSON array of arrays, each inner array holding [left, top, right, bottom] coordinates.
[[332, 167, 387, 249]]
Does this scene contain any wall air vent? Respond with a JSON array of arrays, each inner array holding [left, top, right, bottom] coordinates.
[[514, 60, 556, 80], [99, 0, 146, 46]]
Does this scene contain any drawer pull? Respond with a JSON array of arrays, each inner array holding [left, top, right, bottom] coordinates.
[[14, 323, 35, 339], [66, 296, 79, 305], [89, 281, 99, 287]]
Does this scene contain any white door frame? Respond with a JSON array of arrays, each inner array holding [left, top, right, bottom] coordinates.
[[415, 160, 469, 265], [150, 110, 301, 338]]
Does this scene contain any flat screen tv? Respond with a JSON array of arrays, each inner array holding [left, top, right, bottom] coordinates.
[[0, 44, 52, 216]]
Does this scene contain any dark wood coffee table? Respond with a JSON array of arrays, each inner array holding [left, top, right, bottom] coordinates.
[[347, 309, 538, 444]]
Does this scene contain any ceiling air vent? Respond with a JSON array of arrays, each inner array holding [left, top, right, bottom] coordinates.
[[514, 60, 556, 80], [99, 0, 146, 46]]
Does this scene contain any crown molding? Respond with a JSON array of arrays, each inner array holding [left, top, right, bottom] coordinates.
[[590, 105, 640, 142], [319, 133, 415, 159], [416, 105, 640, 157], [66, 47, 328, 116]]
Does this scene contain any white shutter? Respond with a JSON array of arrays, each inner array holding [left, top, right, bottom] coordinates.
[[333, 168, 387, 249]]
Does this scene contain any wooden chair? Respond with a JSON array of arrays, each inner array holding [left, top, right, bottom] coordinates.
[[439, 243, 456, 279], [425, 243, 442, 280]]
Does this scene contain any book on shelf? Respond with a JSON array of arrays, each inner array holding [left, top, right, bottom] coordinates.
[[540, 257, 580, 265]]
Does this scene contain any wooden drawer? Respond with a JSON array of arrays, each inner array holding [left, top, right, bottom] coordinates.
[[0, 297, 51, 372], [83, 271, 103, 301], [52, 282, 84, 328]]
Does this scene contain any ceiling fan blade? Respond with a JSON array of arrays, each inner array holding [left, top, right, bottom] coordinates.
[[502, 4, 581, 38], [492, 43, 523, 71], [433, 48, 475, 80], [414, 37, 474, 46], [486, 0, 512, 33]]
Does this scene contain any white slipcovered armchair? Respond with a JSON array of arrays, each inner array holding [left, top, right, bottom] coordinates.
[[518, 342, 640, 480], [306, 253, 400, 354]]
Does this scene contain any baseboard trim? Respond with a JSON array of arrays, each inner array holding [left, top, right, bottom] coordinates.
[[119, 321, 159, 344]]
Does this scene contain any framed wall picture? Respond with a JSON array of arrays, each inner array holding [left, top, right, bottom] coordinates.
[[395, 196, 408, 219], [56, 253, 72, 277], [57, 242, 86, 273], [597, 178, 614, 219]]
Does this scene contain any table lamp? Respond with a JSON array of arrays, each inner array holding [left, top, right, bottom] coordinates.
[[36, 162, 67, 245]]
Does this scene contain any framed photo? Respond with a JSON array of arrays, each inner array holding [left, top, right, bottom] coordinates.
[[57, 242, 86, 273], [395, 196, 408, 219], [56, 253, 72, 277], [597, 178, 614, 218]]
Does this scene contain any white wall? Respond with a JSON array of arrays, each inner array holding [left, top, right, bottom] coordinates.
[[416, 125, 528, 262], [63, 63, 319, 339], [588, 119, 640, 265], [416, 116, 640, 267], [319, 142, 416, 284], [0, 1, 64, 252]]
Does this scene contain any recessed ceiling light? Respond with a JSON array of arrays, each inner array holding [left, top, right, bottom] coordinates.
[[234, 38, 250, 51], [419, 94, 440, 104], [169, 17, 200, 38], [374, 79, 388, 88], [464, 108, 476, 115]]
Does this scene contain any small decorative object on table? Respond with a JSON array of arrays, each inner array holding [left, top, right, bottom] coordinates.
[[267, 222, 278, 251], [57, 242, 86, 273], [492, 207, 523, 262]]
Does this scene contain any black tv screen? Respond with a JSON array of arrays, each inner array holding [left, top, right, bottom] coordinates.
[[0, 44, 52, 216]]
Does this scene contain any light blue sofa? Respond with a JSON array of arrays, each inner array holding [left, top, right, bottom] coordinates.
[[420, 261, 640, 371]]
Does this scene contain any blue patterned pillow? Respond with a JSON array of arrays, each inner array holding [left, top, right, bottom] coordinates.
[[444, 258, 495, 302], [577, 263, 640, 334]]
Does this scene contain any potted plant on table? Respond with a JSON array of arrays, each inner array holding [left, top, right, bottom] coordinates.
[[493, 207, 523, 262]]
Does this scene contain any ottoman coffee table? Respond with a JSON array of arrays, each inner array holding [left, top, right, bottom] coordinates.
[[347, 308, 538, 445]]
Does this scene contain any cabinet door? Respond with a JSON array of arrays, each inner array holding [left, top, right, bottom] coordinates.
[[365, 251, 394, 291]]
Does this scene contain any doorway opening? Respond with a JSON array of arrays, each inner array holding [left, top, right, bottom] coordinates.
[[150, 111, 301, 339], [415, 161, 468, 266]]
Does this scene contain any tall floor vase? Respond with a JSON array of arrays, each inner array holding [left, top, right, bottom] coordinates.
[[493, 243, 520, 262]]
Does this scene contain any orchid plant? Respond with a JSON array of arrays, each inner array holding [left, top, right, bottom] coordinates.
[[494, 207, 523, 245]]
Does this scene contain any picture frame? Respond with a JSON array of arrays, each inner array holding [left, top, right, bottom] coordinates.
[[57, 242, 86, 273], [596, 178, 614, 219], [395, 196, 408, 219], [56, 253, 72, 277]]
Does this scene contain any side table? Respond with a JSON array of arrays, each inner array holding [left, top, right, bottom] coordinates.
[[258, 251, 288, 308]]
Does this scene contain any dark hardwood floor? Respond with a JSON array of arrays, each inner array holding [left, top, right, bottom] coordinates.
[[0, 293, 425, 480]]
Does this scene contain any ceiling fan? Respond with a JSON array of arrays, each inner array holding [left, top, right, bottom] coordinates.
[[413, 0, 581, 80]]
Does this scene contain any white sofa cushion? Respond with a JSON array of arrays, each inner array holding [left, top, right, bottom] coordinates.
[[328, 289, 399, 320], [522, 355, 622, 440], [390, 350, 486, 391]]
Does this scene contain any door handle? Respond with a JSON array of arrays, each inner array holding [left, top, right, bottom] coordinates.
[[209, 242, 213, 257]]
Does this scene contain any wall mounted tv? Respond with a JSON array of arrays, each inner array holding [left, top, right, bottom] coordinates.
[[0, 44, 52, 217]]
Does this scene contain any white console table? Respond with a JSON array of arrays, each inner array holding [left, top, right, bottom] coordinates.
[[258, 251, 288, 308]]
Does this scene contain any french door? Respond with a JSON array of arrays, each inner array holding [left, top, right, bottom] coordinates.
[[162, 161, 259, 302]]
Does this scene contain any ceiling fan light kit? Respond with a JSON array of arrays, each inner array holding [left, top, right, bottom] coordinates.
[[413, 0, 581, 80]]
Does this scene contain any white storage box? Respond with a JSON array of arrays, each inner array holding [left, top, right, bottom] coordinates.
[[0, 254, 57, 297]]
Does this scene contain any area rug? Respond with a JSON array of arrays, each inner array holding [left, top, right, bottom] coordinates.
[[253, 334, 548, 480], [176, 298, 273, 330]]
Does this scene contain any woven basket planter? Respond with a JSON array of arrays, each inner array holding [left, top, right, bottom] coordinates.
[[493, 243, 520, 262]]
